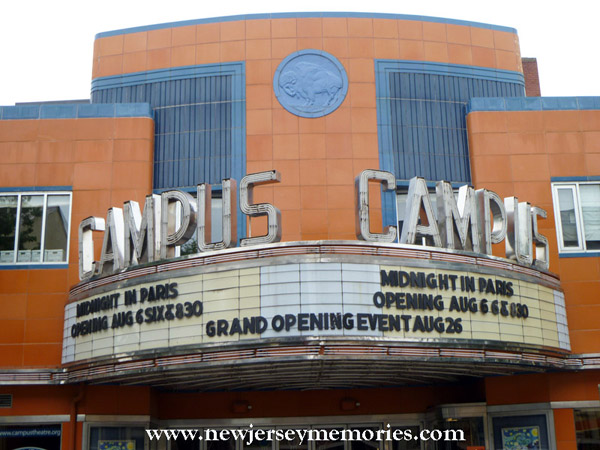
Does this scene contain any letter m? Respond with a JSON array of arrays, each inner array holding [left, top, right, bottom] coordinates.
[[380, 270, 398, 287], [123, 194, 161, 266], [436, 182, 481, 252]]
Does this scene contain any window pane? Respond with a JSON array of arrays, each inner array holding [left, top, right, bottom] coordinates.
[[17, 195, 44, 262], [0, 425, 61, 450], [557, 188, 580, 248], [575, 409, 600, 449], [349, 427, 381, 450], [0, 196, 18, 263], [89, 426, 145, 450], [206, 430, 236, 450], [44, 194, 70, 262], [278, 428, 308, 450], [314, 428, 344, 450], [390, 426, 421, 450], [241, 428, 271, 450], [580, 185, 600, 250]]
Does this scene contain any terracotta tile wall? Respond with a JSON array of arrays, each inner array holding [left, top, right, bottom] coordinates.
[[0, 117, 154, 367], [93, 18, 521, 79], [468, 109, 600, 354]]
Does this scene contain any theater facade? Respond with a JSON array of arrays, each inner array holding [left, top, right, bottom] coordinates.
[[1, 11, 599, 450]]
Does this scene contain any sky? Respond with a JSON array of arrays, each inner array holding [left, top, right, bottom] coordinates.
[[1, 0, 597, 105]]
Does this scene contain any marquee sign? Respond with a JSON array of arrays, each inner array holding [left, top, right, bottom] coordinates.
[[66, 169, 560, 367], [62, 246, 569, 365]]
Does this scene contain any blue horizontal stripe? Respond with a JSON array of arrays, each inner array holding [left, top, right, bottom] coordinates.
[[551, 176, 600, 182], [91, 63, 245, 93], [0, 103, 153, 120], [559, 252, 600, 258], [95, 11, 516, 39], [468, 96, 600, 113], [153, 186, 223, 194], [0, 264, 69, 270], [396, 180, 469, 189], [376, 60, 525, 86], [0, 186, 72, 192]]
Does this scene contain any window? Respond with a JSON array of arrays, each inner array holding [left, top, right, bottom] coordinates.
[[0, 425, 61, 450], [574, 408, 600, 449], [88, 426, 145, 450], [552, 182, 600, 253], [490, 414, 550, 450], [0, 191, 71, 265]]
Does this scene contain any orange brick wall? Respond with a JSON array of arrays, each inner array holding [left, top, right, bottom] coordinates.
[[0, 117, 154, 367], [468, 109, 600, 354]]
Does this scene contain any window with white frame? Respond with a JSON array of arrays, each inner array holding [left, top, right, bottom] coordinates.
[[552, 182, 600, 253], [0, 192, 71, 264]]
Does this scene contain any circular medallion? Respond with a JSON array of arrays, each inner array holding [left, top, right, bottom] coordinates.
[[273, 49, 348, 118]]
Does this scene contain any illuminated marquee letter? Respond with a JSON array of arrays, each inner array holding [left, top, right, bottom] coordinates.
[[97, 208, 125, 275], [78, 216, 105, 281], [355, 169, 397, 242], [160, 191, 197, 259], [400, 177, 442, 247], [531, 206, 549, 270], [476, 189, 507, 255], [436, 181, 481, 252], [196, 179, 238, 251], [505, 197, 533, 266], [123, 194, 161, 267], [240, 171, 281, 246]]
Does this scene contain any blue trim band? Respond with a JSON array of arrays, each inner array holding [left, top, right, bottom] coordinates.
[[0, 186, 72, 192], [376, 60, 525, 86], [0, 264, 69, 270], [91, 63, 245, 92], [551, 176, 600, 182], [468, 96, 600, 113], [153, 186, 223, 195], [558, 252, 600, 258], [396, 180, 469, 189], [0, 103, 153, 121], [95, 12, 516, 39]]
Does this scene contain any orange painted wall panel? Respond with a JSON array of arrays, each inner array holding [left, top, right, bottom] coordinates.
[[92, 17, 521, 79], [485, 371, 600, 405], [554, 409, 578, 450], [0, 117, 153, 368], [468, 109, 600, 354]]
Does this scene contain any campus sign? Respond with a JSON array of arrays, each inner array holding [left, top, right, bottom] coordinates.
[[78, 170, 549, 281]]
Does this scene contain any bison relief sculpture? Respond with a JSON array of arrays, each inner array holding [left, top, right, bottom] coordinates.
[[274, 50, 348, 118], [279, 62, 342, 108]]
